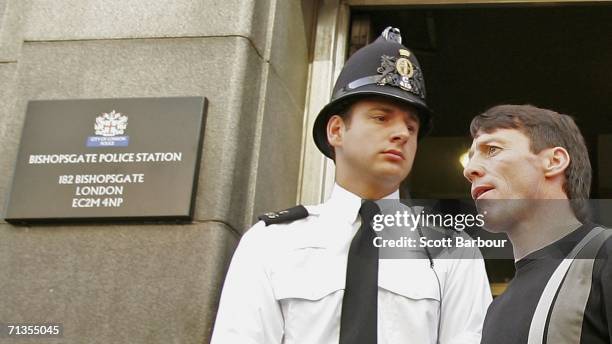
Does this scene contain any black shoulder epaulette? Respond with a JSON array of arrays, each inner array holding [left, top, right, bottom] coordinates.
[[258, 205, 309, 226]]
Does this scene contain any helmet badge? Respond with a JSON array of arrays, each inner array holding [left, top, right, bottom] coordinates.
[[396, 49, 414, 78], [376, 49, 425, 99]]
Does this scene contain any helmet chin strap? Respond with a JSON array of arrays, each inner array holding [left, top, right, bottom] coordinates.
[[333, 75, 382, 98]]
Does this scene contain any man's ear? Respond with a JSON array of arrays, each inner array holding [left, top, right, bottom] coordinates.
[[542, 146, 571, 178], [327, 115, 345, 149]]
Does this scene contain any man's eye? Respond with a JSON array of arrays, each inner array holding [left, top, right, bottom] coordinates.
[[487, 146, 501, 156]]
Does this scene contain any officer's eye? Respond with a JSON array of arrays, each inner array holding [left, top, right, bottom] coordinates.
[[372, 115, 387, 122], [486, 146, 501, 156]]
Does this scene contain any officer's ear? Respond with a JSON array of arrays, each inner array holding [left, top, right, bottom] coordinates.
[[327, 115, 347, 149]]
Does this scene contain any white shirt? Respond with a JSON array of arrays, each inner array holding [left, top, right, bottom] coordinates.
[[211, 184, 492, 344]]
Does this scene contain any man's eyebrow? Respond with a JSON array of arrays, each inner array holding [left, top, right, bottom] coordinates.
[[481, 137, 506, 146], [469, 138, 503, 158]]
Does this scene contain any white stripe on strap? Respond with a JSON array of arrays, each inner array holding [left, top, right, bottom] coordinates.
[[527, 227, 606, 344], [546, 228, 612, 343]]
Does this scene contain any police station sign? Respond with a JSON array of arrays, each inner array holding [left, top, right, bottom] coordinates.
[[4, 97, 206, 224]]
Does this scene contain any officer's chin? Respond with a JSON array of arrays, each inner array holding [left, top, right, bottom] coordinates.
[[374, 164, 410, 183]]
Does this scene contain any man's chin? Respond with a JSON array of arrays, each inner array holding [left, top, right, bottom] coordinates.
[[476, 199, 529, 233]]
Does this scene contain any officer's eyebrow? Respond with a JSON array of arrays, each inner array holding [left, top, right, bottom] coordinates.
[[369, 105, 419, 123], [368, 106, 394, 113]]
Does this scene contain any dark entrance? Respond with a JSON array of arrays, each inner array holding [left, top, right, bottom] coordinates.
[[348, 2, 612, 291]]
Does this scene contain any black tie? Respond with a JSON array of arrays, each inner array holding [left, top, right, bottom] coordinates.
[[339, 200, 380, 344]]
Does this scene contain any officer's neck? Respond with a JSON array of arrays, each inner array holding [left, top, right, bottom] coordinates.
[[335, 177, 399, 200]]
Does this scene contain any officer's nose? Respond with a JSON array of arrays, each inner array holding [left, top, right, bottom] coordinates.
[[463, 156, 485, 183], [390, 122, 410, 144]]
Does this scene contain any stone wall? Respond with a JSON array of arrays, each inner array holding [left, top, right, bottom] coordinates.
[[0, 1, 314, 343]]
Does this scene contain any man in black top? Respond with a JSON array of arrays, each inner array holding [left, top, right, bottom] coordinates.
[[463, 104, 612, 344]]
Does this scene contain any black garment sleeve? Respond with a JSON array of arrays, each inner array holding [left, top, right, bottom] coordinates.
[[599, 239, 612, 343], [583, 236, 612, 344]]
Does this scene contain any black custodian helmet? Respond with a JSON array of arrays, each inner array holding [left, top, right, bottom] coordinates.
[[313, 27, 433, 159]]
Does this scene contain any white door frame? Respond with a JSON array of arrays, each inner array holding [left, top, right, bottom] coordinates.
[[297, 0, 350, 205]]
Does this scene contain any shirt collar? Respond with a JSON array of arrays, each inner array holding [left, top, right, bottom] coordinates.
[[324, 183, 399, 224]]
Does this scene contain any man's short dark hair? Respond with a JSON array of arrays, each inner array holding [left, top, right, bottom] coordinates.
[[470, 104, 592, 220]]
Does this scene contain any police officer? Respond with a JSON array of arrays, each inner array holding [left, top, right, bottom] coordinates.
[[211, 27, 492, 344]]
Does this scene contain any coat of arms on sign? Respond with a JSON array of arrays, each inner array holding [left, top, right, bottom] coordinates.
[[94, 110, 128, 137]]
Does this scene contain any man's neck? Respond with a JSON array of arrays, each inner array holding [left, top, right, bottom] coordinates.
[[507, 200, 582, 260]]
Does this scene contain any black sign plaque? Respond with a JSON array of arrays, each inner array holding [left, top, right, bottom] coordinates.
[[4, 97, 207, 224]]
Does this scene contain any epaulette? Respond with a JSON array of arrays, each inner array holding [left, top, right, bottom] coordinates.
[[258, 205, 309, 226]]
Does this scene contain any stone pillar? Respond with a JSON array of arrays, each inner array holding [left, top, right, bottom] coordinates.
[[0, 0, 314, 343]]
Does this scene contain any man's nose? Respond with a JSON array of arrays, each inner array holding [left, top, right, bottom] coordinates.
[[463, 157, 485, 182]]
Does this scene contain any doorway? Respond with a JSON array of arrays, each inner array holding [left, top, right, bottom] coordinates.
[[347, 2, 612, 290]]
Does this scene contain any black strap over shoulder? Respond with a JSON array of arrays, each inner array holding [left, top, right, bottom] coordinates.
[[258, 205, 309, 226], [528, 227, 611, 344]]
